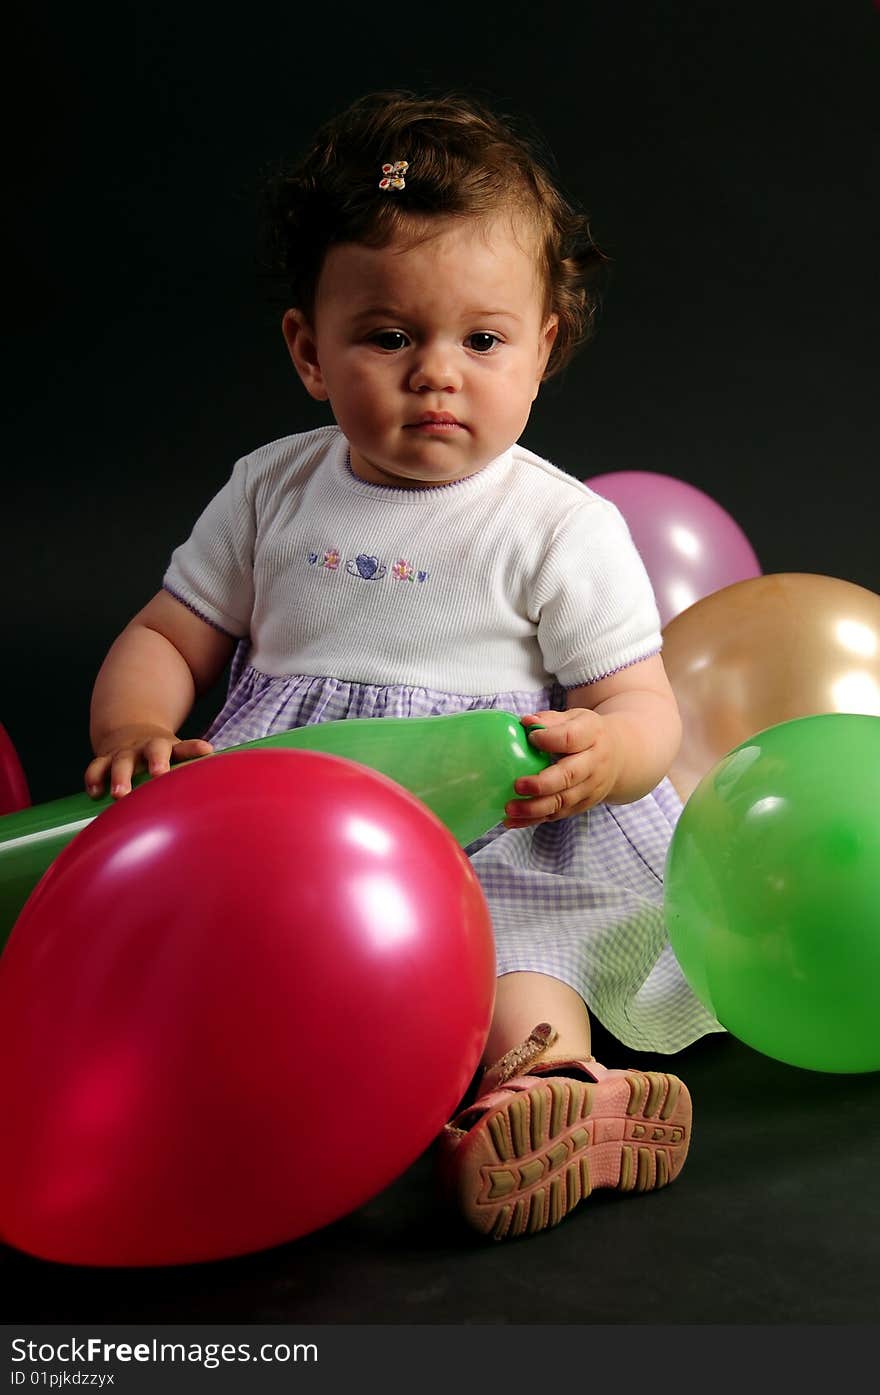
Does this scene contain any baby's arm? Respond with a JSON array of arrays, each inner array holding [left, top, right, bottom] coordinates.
[[85, 590, 236, 799], [504, 653, 681, 828]]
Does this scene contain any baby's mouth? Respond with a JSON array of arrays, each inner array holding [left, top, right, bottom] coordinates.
[[406, 413, 467, 431]]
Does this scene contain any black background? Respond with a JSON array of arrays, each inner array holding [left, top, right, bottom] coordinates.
[[6, 1, 878, 805], [2, 1, 880, 1336]]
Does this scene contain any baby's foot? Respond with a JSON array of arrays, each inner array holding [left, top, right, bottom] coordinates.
[[437, 1024, 691, 1241]]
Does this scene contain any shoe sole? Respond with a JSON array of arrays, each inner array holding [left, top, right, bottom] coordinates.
[[450, 1071, 691, 1241]]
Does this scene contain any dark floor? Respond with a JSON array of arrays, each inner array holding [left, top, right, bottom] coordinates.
[[3, 1024, 879, 1326]]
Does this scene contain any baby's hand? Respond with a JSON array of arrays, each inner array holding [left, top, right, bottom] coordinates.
[[85, 725, 215, 800], [503, 708, 623, 828]]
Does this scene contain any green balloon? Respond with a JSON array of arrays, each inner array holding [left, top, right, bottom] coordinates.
[[0, 710, 549, 951], [664, 713, 880, 1073]]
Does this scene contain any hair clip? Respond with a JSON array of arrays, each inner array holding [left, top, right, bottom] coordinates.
[[379, 160, 409, 191]]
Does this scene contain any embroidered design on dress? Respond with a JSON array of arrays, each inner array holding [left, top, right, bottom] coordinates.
[[346, 554, 387, 581], [307, 549, 341, 570], [308, 551, 428, 584], [392, 559, 430, 583]]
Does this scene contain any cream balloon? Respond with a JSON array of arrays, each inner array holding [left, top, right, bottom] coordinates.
[[661, 573, 880, 802]]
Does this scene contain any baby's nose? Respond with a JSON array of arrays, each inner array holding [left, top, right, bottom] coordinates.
[[409, 345, 462, 392]]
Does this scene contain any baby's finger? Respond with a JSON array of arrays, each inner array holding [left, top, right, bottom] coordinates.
[[109, 750, 140, 799], [84, 754, 111, 798], [170, 739, 215, 763], [525, 715, 599, 758], [143, 737, 178, 780], [506, 768, 599, 823], [506, 790, 571, 822], [503, 793, 590, 828], [512, 750, 591, 800]]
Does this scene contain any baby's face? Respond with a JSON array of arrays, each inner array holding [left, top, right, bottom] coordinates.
[[284, 215, 558, 488]]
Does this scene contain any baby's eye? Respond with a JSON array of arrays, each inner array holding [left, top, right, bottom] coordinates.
[[466, 332, 501, 353], [369, 330, 409, 351]]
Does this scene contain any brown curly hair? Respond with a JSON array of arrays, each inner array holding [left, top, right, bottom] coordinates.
[[262, 89, 607, 380]]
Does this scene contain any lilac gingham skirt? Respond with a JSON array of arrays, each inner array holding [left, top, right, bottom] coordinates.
[[205, 648, 723, 1054]]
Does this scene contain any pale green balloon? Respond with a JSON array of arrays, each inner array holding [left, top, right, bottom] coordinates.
[[0, 710, 549, 950]]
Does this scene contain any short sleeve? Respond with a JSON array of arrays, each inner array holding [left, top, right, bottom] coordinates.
[[162, 455, 256, 637], [532, 498, 662, 686]]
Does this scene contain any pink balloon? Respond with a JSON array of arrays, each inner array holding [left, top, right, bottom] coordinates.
[[583, 471, 762, 627]]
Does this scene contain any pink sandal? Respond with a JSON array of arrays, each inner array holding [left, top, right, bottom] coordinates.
[[438, 1023, 692, 1241]]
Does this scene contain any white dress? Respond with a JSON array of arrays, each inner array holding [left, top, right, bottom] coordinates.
[[164, 426, 724, 1053]]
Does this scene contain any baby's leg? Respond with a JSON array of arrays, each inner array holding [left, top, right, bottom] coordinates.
[[483, 971, 591, 1065]]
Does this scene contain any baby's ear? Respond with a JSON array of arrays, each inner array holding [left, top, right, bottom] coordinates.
[[533, 314, 559, 394], [282, 309, 329, 401]]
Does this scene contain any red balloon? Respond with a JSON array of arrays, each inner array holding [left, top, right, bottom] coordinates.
[[0, 721, 30, 815], [0, 750, 495, 1266]]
